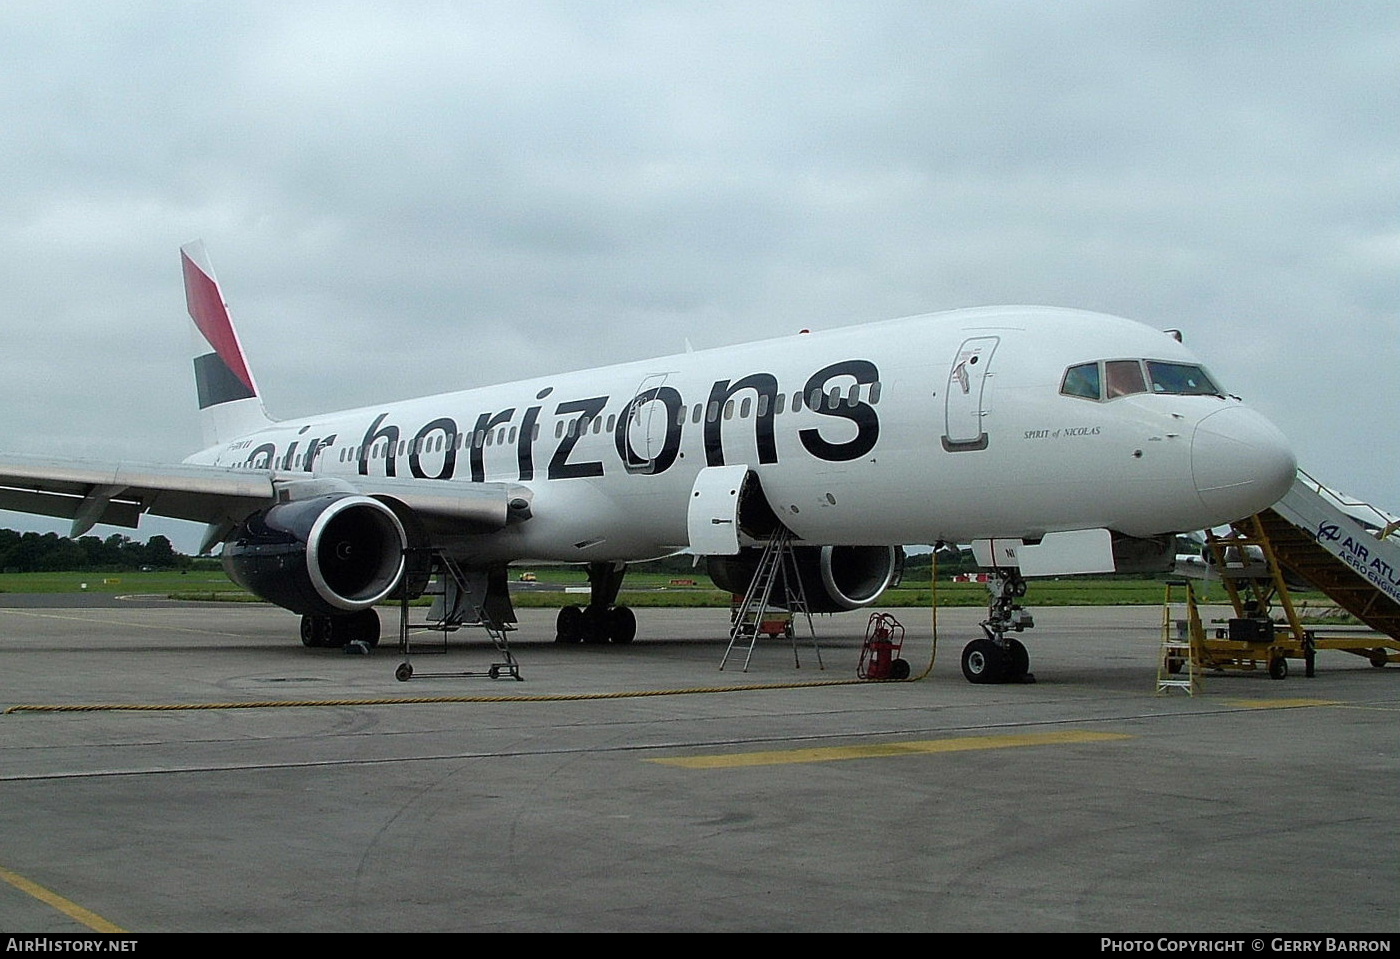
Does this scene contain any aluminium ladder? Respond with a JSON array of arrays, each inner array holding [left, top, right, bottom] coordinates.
[[720, 528, 822, 672]]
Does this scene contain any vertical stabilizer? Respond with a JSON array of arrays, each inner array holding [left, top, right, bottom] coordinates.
[[181, 241, 274, 446]]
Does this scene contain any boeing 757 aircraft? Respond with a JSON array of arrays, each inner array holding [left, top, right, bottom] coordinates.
[[0, 243, 1296, 683]]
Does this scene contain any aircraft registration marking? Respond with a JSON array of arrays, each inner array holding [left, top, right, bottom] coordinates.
[[649, 729, 1131, 769]]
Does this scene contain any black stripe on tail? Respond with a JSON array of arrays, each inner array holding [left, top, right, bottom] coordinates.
[[195, 351, 258, 409]]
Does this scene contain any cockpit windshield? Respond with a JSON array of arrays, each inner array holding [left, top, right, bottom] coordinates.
[[1060, 359, 1222, 401], [1144, 361, 1220, 396]]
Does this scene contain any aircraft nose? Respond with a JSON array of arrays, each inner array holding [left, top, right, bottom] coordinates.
[[1191, 406, 1296, 522]]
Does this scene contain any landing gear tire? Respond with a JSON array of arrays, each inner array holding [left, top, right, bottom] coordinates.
[[1370, 649, 1390, 668], [581, 605, 610, 644], [1004, 638, 1030, 680], [961, 639, 1007, 684], [323, 618, 349, 647], [608, 606, 637, 644], [1268, 656, 1288, 680], [300, 615, 329, 648], [349, 609, 380, 648], [325, 609, 379, 648], [555, 605, 583, 643]]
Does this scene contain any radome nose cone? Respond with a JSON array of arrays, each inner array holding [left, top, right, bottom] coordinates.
[[1192, 407, 1297, 521]]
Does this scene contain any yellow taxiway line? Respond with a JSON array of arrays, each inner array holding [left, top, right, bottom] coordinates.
[[0, 862, 126, 933], [650, 728, 1132, 769]]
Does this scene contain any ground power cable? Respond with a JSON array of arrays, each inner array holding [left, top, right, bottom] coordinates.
[[911, 547, 939, 681]]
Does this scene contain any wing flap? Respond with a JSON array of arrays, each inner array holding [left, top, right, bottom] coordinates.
[[0, 487, 143, 530]]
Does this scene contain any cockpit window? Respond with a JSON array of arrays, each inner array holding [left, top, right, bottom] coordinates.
[[1060, 362, 1101, 400], [1062, 358, 1226, 402], [1146, 361, 1221, 396], [1105, 360, 1147, 398]]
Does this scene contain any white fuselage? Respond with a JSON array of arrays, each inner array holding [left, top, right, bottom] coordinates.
[[185, 306, 1296, 564]]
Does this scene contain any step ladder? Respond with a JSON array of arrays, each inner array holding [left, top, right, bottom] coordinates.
[[1158, 580, 1204, 695], [395, 548, 521, 682], [720, 529, 822, 672]]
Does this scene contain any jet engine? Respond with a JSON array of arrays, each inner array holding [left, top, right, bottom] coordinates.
[[707, 545, 903, 613], [222, 493, 409, 616]]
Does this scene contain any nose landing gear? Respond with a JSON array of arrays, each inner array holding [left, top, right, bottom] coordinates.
[[961, 570, 1036, 684]]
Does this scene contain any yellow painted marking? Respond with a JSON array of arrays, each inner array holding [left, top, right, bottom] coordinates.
[[650, 729, 1132, 769], [1228, 699, 1340, 709], [0, 862, 126, 933]]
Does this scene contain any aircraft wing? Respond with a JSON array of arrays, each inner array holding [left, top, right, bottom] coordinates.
[[0, 453, 524, 547], [0, 454, 275, 534]]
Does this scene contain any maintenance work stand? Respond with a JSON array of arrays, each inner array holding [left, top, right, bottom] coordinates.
[[394, 548, 522, 683], [721, 528, 823, 672], [1159, 471, 1400, 690]]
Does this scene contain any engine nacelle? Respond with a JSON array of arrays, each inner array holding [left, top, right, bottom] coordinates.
[[707, 545, 902, 613], [222, 494, 408, 616]]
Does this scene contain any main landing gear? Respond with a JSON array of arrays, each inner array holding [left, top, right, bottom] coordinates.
[[960, 570, 1036, 684], [301, 609, 382, 648], [555, 604, 637, 644], [555, 561, 637, 645]]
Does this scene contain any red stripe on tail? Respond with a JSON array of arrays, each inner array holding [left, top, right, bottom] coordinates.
[[181, 249, 255, 393]]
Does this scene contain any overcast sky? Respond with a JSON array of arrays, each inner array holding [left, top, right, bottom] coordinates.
[[1, 1, 1396, 552]]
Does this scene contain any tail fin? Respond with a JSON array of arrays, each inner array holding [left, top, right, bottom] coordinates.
[[180, 241, 274, 447]]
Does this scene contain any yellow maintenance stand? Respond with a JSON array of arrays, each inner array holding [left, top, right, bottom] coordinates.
[[1164, 471, 1400, 686], [1201, 518, 1312, 680], [1158, 580, 1206, 694]]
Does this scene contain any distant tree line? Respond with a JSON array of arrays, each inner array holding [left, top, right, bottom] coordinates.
[[0, 530, 193, 573]]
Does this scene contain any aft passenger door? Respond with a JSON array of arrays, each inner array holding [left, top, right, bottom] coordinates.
[[943, 336, 999, 451]]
